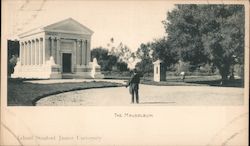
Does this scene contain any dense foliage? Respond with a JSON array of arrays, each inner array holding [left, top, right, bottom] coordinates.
[[162, 4, 245, 81], [91, 47, 129, 71], [135, 43, 153, 74], [8, 40, 20, 76]]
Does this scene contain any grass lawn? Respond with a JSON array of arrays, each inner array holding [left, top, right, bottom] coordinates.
[[142, 75, 244, 87], [8, 78, 123, 106]]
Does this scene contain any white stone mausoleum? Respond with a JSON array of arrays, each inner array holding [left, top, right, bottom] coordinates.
[[11, 18, 104, 79]]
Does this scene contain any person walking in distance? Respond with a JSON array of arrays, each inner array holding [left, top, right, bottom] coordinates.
[[126, 69, 141, 104]]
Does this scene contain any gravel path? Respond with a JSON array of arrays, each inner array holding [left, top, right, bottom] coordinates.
[[36, 85, 244, 106]]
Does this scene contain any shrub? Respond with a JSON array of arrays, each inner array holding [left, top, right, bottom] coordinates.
[[234, 64, 244, 79]]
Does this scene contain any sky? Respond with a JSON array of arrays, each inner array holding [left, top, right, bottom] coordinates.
[[4, 0, 175, 51]]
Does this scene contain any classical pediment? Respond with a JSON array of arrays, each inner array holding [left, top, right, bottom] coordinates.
[[19, 18, 94, 38], [44, 18, 94, 35]]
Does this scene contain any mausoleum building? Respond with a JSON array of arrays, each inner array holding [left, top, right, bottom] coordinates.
[[11, 18, 104, 79]]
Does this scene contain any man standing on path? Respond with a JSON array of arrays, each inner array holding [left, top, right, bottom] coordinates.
[[126, 69, 141, 104]]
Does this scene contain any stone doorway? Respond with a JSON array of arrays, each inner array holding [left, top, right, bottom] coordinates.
[[62, 53, 72, 73]]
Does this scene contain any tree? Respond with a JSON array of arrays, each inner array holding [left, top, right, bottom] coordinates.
[[116, 61, 129, 72], [91, 47, 129, 71], [135, 59, 153, 75], [91, 47, 109, 71], [91, 47, 109, 61], [163, 5, 244, 83], [118, 44, 135, 64], [201, 5, 245, 81], [107, 38, 135, 67], [8, 40, 19, 75], [135, 43, 154, 74], [151, 38, 179, 67], [91, 47, 117, 71], [136, 43, 152, 60], [135, 39, 179, 74]]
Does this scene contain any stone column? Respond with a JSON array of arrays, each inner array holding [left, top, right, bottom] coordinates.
[[24, 42, 27, 65], [50, 37, 52, 57], [31, 40, 34, 65], [28, 41, 31, 65], [48, 37, 50, 57], [33, 40, 35, 65], [22, 42, 25, 65], [19, 42, 23, 65], [29, 41, 31, 65], [26, 42, 28, 65], [33, 40, 36, 65], [40, 38, 43, 65], [22, 42, 24, 65], [76, 39, 81, 65], [86, 40, 91, 64], [52, 37, 56, 62], [56, 37, 60, 65], [30, 41, 32, 65], [19, 42, 22, 64], [42, 37, 45, 64], [34, 39, 37, 65], [53, 37, 56, 62], [35, 39, 38, 65], [81, 40, 85, 65], [72, 40, 76, 71], [38, 39, 40, 65], [88, 40, 91, 63], [27, 41, 29, 65], [32, 40, 35, 65], [85, 40, 88, 65]]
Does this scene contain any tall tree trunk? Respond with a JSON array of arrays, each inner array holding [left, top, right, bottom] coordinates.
[[218, 63, 230, 85]]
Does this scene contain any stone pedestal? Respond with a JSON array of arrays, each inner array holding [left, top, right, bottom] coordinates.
[[11, 57, 62, 79], [74, 65, 93, 78], [90, 58, 104, 79], [11, 58, 22, 78], [74, 58, 104, 79], [153, 60, 166, 82], [45, 56, 61, 79]]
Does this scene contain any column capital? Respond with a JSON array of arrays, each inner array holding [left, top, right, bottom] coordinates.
[[47, 36, 55, 40]]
